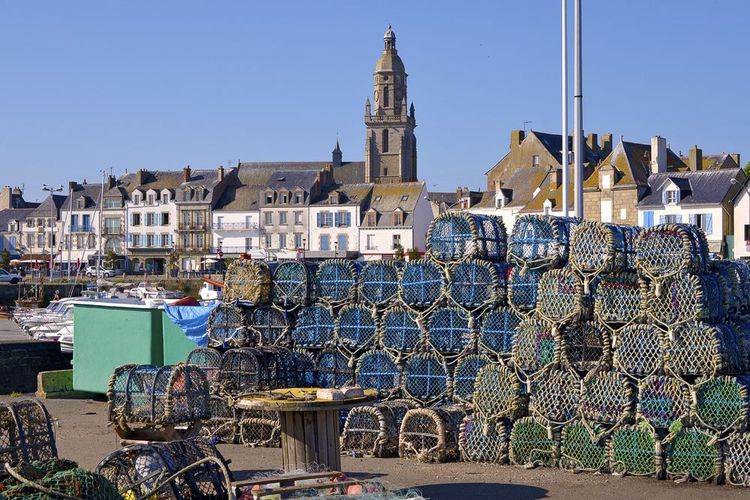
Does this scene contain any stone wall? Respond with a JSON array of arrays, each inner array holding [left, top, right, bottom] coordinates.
[[0, 341, 72, 394], [0, 283, 82, 308]]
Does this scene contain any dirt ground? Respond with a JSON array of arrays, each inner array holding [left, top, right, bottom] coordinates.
[[15, 396, 741, 499]]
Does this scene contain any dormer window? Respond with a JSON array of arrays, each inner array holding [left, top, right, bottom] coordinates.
[[280, 193, 288, 205], [147, 194, 155, 205], [601, 173, 611, 190], [393, 210, 403, 226], [543, 199, 553, 215], [496, 195, 506, 209], [76, 198, 84, 209], [400, 195, 409, 202], [295, 192, 303, 204], [532, 155, 540, 167], [133, 194, 141, 204], [265, 193, 274, 205], [329, 193, 339, 205], [163, 192, 170, 203], [665, 189, 679, 205], [367, 211, 377, 226], [182, 189, 191, 202], [374, 195, 382, 203]]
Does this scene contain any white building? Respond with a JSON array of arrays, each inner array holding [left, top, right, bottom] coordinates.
[[732, 177, 750, 259], [211, 165, 265, 260], [308, 184, 371, 258]]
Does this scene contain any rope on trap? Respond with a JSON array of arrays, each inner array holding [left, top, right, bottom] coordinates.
[[452, 353, 491, 404], [593, 271, 643, 326], [535, 267, 593, 326], [691, 375, 750, 436], [380, 305, 426, 360], [426, 305, 473, 358], [290, 304, 335, 348], [207, 302, 250, 348], [608, 424, 662, 477], [473, 363, 528, 424], [664, 321, 740, 379], [340, 400, 417, 458], [511, 317, 561, 378], [398, 405, 466, 463], [579, 369, 635, 428], [2, 460, 121, 500], [458, 414, 510, 464], [528, 368, 581, 425], [642, 272, 727, 328], [354, 349, 401, 398], [223, 259, 272, 305], [507, 266, 546, 316], [446, 259, 502, 312], [560, 321, 611, 373], [336, 304, 378, 360], [559, 420, 610, 473], [248, 306, 292, 346], [478, 306, 523, 360], [314, 348, 353, 389], [402, 351, 450, 405], [612, 323, 666, 380], [507, 214, 581, 271], [724, 431, 750, 486], [663, 427, 723, 482], [398, 258, 447, 314], [508, 415, 559, 467], [358, 261, 400, 308], [425, 212, 507, 263], [636, 375, 691, 430], [186, 347, 223, 388]]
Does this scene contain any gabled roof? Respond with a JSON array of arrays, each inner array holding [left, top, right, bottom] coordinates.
[[312, 184, 373, 207], [585, 140, 687, 189], [61, 183, 105, 210], [532, 131, 601, 165], [265, 170, 320, 191], [29, 194, 66, 218], [363, 182, 425, 228], [638, 168, 744, 207], [677, 153, 740, 172], [0, 208, 36, 232]]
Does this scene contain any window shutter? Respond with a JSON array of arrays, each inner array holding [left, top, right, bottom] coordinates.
[[675, 215, 683, 223], [662, 191, 668, 205], [643, 211, 653, 228], [334, 212, 340, 226], [316, 213, 321, 227], [346, 212, 351, 226], [704, 214, 713, 235], [659, 215, 665, 224], [689, 214, 696, 225]]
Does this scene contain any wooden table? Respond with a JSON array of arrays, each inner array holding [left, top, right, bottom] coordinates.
[[236, 388, 376, 472]]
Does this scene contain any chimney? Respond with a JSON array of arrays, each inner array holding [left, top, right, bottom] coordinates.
[[135, 169, 145, 186], [689, 145, 703, 172], [549, 168, 563, 190], [731, 153, 741, 169], [68, 181, 77, 193], [218, 165, 225, 182], [510, 130, 525, 158], [650, 136, 667, 174], [586, 133, 599, 154], [183, 165, 192, 182], [0, 186, 11, 210], [601, 133, 613, 156], [107, 175, 116, 190]]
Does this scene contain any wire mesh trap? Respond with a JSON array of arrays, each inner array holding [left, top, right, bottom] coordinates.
[[272, 260, 315, 306], [692, 375, 750, 435], [217, 347, 298, 396], [201, 395, 236, 443], [458, 414, 509, 464], [612, 323, 665, 379], [511, 317, 560, 376], [569, 220, 640, 276], [359, 261, 400, 307], [561, 321, 610, 372], [635, 223, 709, 283], [536, 267, 590, 323], [478, 306, 522, 358], [664, 322, 736, 378], [207, 302, 249, 348], [509, 416, 558, 467], [314, 349, 353, 388], [427, 306, 472, 355], [579, 370, 635, 426], [238, 410, 280, 448], [644, 272, 726, 327], [0, 400, 57, 466], [452, 354, 490, 404], [355, 349, 401, 396], [710, 260, 743, 315], [336, 304, 377, 356], [108, 364, 210, 426], [402, 351, 449, 404], [315, 259, 357, 305], [398, 259, 446, 310], [725, 431, 750, 487], [559, 421, 609, 472], [96, 438, 231, 499], [665, 427, 722, 482], [340, 400, 417, 458], [426, 212, 507, 263], [398, 406, 465, 463], [291, 305, 335, 348], [593, 272, 642, 325], [529, 368, 580, 424], [508, 215, 580, 271], [507, 266, 546, 313], [381, 306, 425, 356], [473, 363, 527, 422], [636, 375, 691, 429], [186, 348, 223, 388], [1, 459, 121, 500], [223, 259, 272, 305], [608, 425, 660, 477], [292, 349, 316, 387], [447, 260, 500, 310], [248, 306, 291, 346]]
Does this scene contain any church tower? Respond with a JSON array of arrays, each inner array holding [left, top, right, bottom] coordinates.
[[364, 26, 417, 183]]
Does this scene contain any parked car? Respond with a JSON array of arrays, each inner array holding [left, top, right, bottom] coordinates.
[[84, 266, 114, 278], [0, 269, 22, 284]]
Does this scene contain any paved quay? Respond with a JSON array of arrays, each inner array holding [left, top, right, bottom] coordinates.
[[0, 316, 32, 343]]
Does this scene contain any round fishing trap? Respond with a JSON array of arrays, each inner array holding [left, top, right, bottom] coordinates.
[[508, 215, 580, 270], [427, 306, 473, 355], [398, 259, 446, 310], [271, 260, 315, 306], [292, 348, 316, 387], [248, 306, 291, 345], [612, 323, 665, 379], [569, 221, 640, 284], [644, 272, 726, 327], [478, 306, 522, 358], [725, 431, 750, 487], [217, 347, 298, 395], [340, 400, 417, 458], [665, 427, 722, 482], [511, 317, 560, 376], [593, 272, 642, 325], [355, 349, 401, 396], [579, 369, 635, 426], [452, 354, 490, 404], [458, 414, 509, 464], [447, 260, 500, 310], [314, 349, 353, 388], [223, 258, 272, 305], [473, 364, 527, 422], [560, 321, 610, 372], [336, 304, 377, 356], [692, 375, 750, 435], [201, 395, 235, 443], [186, 348, 223, 387], [529, 368, 580, 424], [291, 304, 335, 348], [238, 409, 280, 448], [635, 223, 709, 283], [2, 460, 121, 500], [398, 406, 465, 463], [315, 259, 357, 305], [507, 266, 546, 313], [536, 267, 590, 324], [559, 421, 609, 472], [733, 316, 750, 372], [402, 351, 449, 404], [664, 322, 735, 378], [508, 415, 558, 467], [96, 438, 231, 499], [381, 306, 425, 355], [107, 364, 210, 426], [0, 400, 57, 466], [426, 212, 507, 263], [207, 302, 249, 348], [358, 261, 400, 307], [710, 260, 742, 314], [608, 425, 660, 477], [636, 375, 691, 429]]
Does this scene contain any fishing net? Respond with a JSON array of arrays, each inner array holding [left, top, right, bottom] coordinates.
[[96, 438, 231, 499], [359, 261, 400, 307], [291, 305, 335, 348], [536, 267, 590, 324], [692, 375, 750, 434], [473, 364, 527, 422], [427, 306, 472, 355], [314, 349, 353, 389], [186, 348, 223, 388], [733, 316, 750, 372], [511, 317, 560, 376], [398, 259, 446, 310], [559, 421, 609, 472], [710, 260, 742, 314], [0, 400, 57, 466], [381, 306, 424, 356], [292, 349, 316, 387], [560, 321, 609, 372], [224, 258, 272, 305], [593, 272, 642, 325], [507, 267, 546, 313], [665, 427, 722, 482], [398, 406, 465, 463], [458, 414, 509, 464], [636, 375, 691, 429], [238, 410, 280, 448], [402, 352, 449, 404], [315, 259, 357, 305], [529, 368, 580, 424], [579, 369, 635, 426], [612, 323, 665, 379], [478, 306, 522, 359], [452, 354, 490, 404], [608, 425, 660, 476], [569, 221, 640, 286], [201, 395, 236, 443], [217, 347, 298, 396], [635, 223, 709, 283], [734, 260, 750, 312], [1, 459, 121, 500], [426, 212, 507, 262], [508, 416, 558, 467], [341, 400, 417, 458], [725, 431, 750, 486], [355, 350, 401, 396], [272, 260, 315, 306], [336, 304, 377, 356], [644, 272, 726, 327], [508, 215, 580, 270], [447, 260, 500, 310], [664, 322, 735, 378], [207, 302, 249, 348], [248, 307, 291, 346], [107, 364, 210, 426]]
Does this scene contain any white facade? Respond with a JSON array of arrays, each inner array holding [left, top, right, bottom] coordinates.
[[125, 188, 178, 273], [733, 187, 750, 259], [212, 210, 264, 259], [309, 204, 359, 255], [58, 208, 103, 269]]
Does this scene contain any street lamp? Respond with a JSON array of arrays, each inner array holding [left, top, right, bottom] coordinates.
[[42, 184, 63, 279]]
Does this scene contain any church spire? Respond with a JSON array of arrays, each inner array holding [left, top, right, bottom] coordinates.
[[332, 139, 342, 167], [384, 24, 396, 50]]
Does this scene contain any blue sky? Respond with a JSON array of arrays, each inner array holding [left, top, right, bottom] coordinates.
[[2, 1, 748, 201]]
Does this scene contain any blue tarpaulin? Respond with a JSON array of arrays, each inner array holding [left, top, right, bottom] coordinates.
[[164, 302, 218, 348]]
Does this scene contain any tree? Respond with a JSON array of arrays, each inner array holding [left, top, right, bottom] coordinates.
[[0, 249, 10, 270], [393, 244, 405, 261], [744, 161, 750, 177], [167, 251, 179, 271], [104, 249, 118, 269], [407, 248, 421, 261]]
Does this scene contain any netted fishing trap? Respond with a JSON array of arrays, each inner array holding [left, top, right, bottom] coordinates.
[[216, 347, 298, 396], [473, 363, 528, 422], [725, 431, 750, 486], [0, 400, 57, 466], [692, 375, 750, 435], [535, 267, 592, 324], [710, 259, 743, 315], [528, 368, 580, 425], [340, 400, 417, 458], [336, 304, 377, 357], [398, 405, 466, 463], [358, 261, 400, 308], [635, 223, 709, 286], [608, 425, 661, 477], [402, 351, 449, 405], [579, 369, 635, 426], [223, 259, 272, 305], [314, 348, 353, 388], [271, 260, 315, 307], [478, 306, 522, 359], [427, 306, 473, 356], [592, 272, 642, 325], [452, 354, 490, 404], [559, 420, 609, 472], [507, 266, 546, 314], [248, 306, 291, 346], [643, 272, 727, 327], [511, 317, 561, 376], [237, 409, 281, 448], [664, 427, 723, 482], [291, 304, 335, 348], [186, 348, 223, 388], [569, 221, 640, 290], [508, 215, 580, 271], [381, 306, 425, 356], [398, 259, 446, 311], [200, 395, 236, 443], [560, 321, 610, 372], [664, 322, 740, 378], [315, 259, 358, 305], [636, 375, 691, 429], [355, 349, 401, 397], [508, 415, 559, 467], [207, 302, 249, 348], [1, 459, 121, 500], [425, 212, 507, 263], [458, 414, 510, 464], [292, 348, 316, 387], [612, 323, 666, 379], [447, 259, 501, 311]]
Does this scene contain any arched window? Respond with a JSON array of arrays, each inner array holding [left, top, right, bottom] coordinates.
[[383, 85, 389, 108], [382, 129, 389, 152]]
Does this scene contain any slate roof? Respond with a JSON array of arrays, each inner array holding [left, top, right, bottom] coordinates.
[[237, 160, 366, 185], [677, 153, 740, 172], [638, 169, 745, 207], [61, 183, 105, 210], [120, 168, 225, 205], [428, 192, 459, 206], [532, 131, 601, 165], [313, 183, 373, 207], [584, 140, 687, 189], [362, 182, 425, 228], [266, 170, 321, 191], [0, 208, 35, 232], [29, 194, 66, 218]]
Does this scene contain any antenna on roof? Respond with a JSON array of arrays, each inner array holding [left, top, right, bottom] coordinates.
[[523, 121, 533, 133]]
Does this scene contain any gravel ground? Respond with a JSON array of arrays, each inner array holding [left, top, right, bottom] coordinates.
[[19, 396, 745, 499]]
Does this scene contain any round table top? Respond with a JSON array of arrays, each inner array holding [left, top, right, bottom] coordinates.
[[235, 388, 378, 412]]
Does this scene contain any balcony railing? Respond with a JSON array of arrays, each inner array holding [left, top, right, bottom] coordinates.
[[127, 242, 172, 249], [178, 222, 207, 231], [214, 222, 260, 231], [103, 226, 122, 235], [70, 225, 92, 233], [209, 246, 255, 254]]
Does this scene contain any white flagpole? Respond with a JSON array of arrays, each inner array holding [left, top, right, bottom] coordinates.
[[573, 0, 584, 218], [562, 0, 569, 217]]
